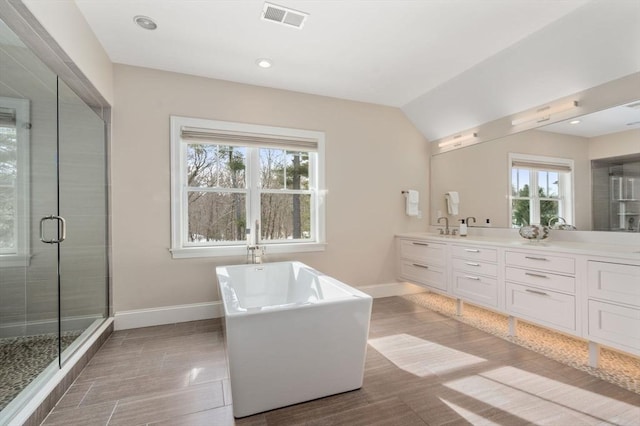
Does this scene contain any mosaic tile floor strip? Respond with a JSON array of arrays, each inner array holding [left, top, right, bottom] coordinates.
[[404, 292, 640, 394]]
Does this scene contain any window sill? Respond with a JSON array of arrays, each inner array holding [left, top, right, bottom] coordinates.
[[0, 253, 32, 268], [170, 242, 326, 259]]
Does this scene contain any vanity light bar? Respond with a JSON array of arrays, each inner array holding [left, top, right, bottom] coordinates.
[[438, 132, 477, 148], [511, 100, 579, 126]]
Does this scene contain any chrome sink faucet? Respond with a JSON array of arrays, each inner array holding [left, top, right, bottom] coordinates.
[[437, 217, 450, 235], [466, 216, 476, 227]]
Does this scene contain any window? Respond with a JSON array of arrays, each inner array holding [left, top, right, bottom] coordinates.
[[509, 153, 574, 228], [170, 116, 325, 258], [0, 97, 30, 266]]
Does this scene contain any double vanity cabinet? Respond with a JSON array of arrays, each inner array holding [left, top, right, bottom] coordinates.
[[397, 233, 640, 366]]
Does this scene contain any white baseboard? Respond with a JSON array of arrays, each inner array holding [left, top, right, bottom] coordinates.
[[114, 301, 224, 331], [359, 281, 427, 298], [114, 282, 424, 331]]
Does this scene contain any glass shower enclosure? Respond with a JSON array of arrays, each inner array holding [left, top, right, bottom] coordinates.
[[0, 15, 109, 421], [592, 154, 640, 232]]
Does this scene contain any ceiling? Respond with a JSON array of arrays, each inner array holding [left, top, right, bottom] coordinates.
[[541, 100, 640, 138], [72, 0, 640, 141]]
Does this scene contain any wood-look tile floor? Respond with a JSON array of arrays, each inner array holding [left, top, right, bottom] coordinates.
[[42, 297, 640, 425]]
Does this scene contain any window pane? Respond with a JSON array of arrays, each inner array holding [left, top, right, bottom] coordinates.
[[537, 171, 559, 198], [511, 168, 530, 196], [260, 149, 309, 190], [540, 200, 559, 227], [0, 125, 17, 185], [512, 199, 530, 227], [188, 191, 246, 243], [0, 188, 15, 249], [0, 125, 17, 250], [187, 144, 246, 189], [261, 193, 311, 240]]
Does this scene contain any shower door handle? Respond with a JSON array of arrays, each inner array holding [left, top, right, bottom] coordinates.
[[40, 215, 66, 244]]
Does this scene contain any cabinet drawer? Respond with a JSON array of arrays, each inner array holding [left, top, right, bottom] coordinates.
[[505, 251, 575, 275], [451, 245, 497, 262], [399, 239, 445, 265], [399, 260, 447, 291], [587, 261, 640, 306], [452, 271, 498, 308], [505, 267, 575, 294], [452, 258, 498, 277], [506, 282, 576, 332], [588, 300, 640, 354]]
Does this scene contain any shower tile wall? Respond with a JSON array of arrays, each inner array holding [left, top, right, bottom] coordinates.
[[58, 80, 108, 328], [591, 166, 609, 231], [0, 28, 58, 337]]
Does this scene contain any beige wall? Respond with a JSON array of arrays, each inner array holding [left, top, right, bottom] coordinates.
[[22, 0, 114, 105], [589, 129, 640, 160], [111, 64, 429, 313], [430, 130, 591, 229]]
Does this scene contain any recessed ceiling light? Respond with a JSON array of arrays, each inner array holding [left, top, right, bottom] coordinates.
[[569, 119, 581, 125], [134, 15, 157, 30], [256, 58, 273, 69]]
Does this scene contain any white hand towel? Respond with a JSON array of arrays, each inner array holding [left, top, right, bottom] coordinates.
[[406, 190, 419, 216]]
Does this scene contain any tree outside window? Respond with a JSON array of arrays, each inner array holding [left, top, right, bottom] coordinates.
[[170, 116, 325, 258]]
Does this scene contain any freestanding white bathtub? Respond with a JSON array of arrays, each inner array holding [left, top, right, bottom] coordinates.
[[216, 261, 372, 418]]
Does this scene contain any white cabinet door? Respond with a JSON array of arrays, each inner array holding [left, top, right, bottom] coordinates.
[[399, 260, 447, 291], [399, 239, 446, 266], [505, 267, 575, 294], [588, 300, 640, 355], [452, 271, 498, 308], [506, 282, 576, 332], [451, 245, 497, 262], [587, 261, 640, 306], [452, 258, 498, 277], [506, 251, 575, 274]]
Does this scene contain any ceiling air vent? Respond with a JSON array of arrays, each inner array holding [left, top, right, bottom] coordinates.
[[262, 2, 308, 29]]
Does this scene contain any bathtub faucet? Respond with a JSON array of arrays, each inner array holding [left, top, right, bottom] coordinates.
[[247, 221, 264, 264], [247, 245, 264, 264]]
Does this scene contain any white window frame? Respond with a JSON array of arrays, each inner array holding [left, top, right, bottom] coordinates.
[[0, 97, 30, 267], [508, 153, 574, 227], [170, 116, 326, 259]]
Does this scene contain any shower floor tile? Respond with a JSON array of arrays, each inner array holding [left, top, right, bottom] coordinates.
[[0, 331, 81, 411]]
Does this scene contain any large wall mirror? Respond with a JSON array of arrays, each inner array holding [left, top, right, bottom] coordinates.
[[430, 97, 640, 232]]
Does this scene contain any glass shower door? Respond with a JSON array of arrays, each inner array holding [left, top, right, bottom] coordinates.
[[0, 16, 60, 415], [0, 14, 109, 421], [57, 79, 108, 363]]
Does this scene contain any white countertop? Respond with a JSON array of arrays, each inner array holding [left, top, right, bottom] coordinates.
[[396, 232, 640, 261]]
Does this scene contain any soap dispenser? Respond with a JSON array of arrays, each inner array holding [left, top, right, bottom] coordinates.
[[459, 219, 467, 236]]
